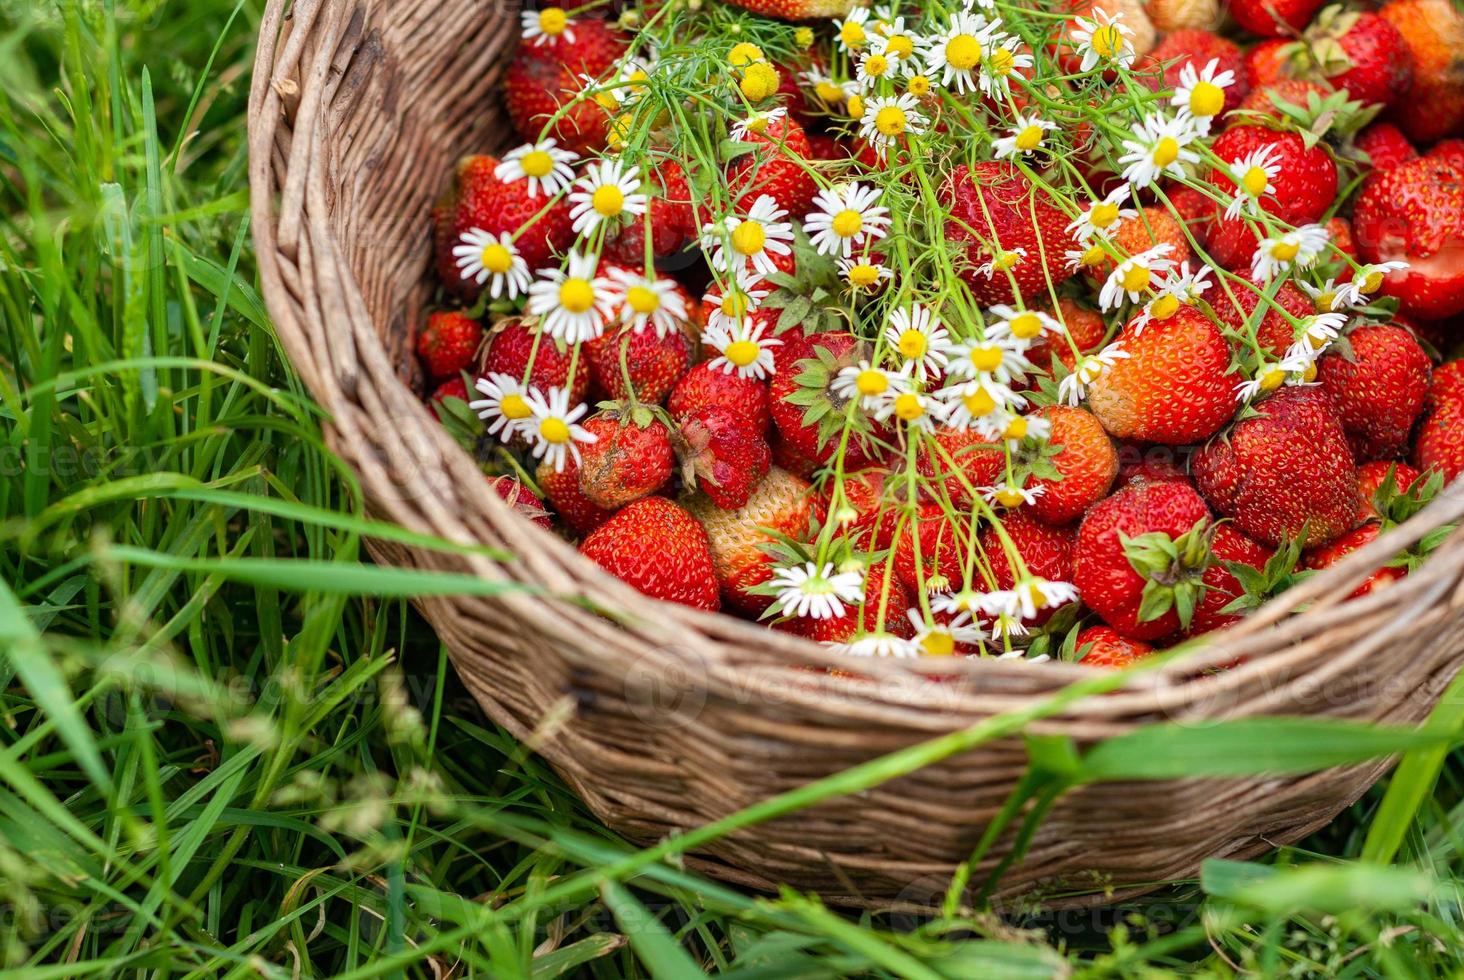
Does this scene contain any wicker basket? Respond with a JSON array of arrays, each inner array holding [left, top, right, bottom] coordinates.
[[248, 0, 1464, 908]]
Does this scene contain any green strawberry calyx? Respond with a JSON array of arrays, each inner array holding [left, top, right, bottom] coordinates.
[[1120, 517, 1213, 629]]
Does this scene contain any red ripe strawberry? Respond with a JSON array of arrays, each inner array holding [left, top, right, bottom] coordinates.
[[537, 457, 615, 535], [1094, 206, 1192, 279], [1327, 216, 1358, 260], [668, 362, 770, 434], [580, 497, 720, 610], [769, 331, 890, 470], [805, 132, 848, 161], [892, 502, 970, 595], [1230, 0, 1326, 38], [1193, 386, 1360, 546], [1087, 306, 1235, 446], [1142, 29, 1249, 115], [784, 563, 915, 645], [1027, 406, 1118, 525], [940, 162, 1074, 306], [688, 466, 816, 614], [417, 312, 483, 382], [1355, 122, 1418, 172], [914, 428, 1004, 507], [1210, 273, 1315, 354], [1117, 448, 1191, 489], [980, 512, 1076, 625], [503, 18, 625, 154], [1413, 403, 1464, 483], [1379, 0, 1464, 143], [428, 378, 469, 420], [1166, 185, 1215, 232], [602, 161, 699, 265], [1206, 126, 1338, 270], [1073, 481, 1214, 640], [1244, 38, 1301, 89], [721, 0, 857, 19], [1428, 360, 1464, 411], [479, 317, 591, 405], [1032, 298, 1107, 373], [725, 114, 819, 218], [1304, 522, 1405, 597], [433, 157, 574, 299], [1430, 139, 1464, 172], [576, 411, 674, 509], [1188, 525, 1272, 635], [1357, 459, 1423, 520], [1305, 9, 1414, 109], [488, 475, 553, 530], [1353, 158, 1464, 321], [585, 325, 691, 405], [1316, 325, 1431, 459], [1077, 625, 1155, 667], [677, 406, 771, 510], [820, 468, 904, 552]]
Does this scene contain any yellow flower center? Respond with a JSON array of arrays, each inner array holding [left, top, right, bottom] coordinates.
[[520, 150, 554, 178], [1023, 580, 1048, 609], [1090, 201, 1120, 229], [593, 88, 622, 112], [840, 21, 867, 47], [855, 368, 888, 396], [848, 263, 882, 287], [1307, 330, 1330, 351], [1009, 312, 1043, 340], [745, 114, 770, 135], [592, 184, 625, 217], [1241, 166, 1269, 198], [815, 81, 847, 103], [865, 54, 890, 77], [897, 329, 927, 359], [500, 393, 531, 420], [731, 219, 767, 256], [794, 27, 814, 50], [539, 417, 571, 443], [970, 346, 1004, 372], [480, 243, 513, 275], [1188, 80, 1225, 117], [1003, 417, 1028, 440], [963, 388, 997, 416], [1151, 136, 1180, 167], [1271, 240, 1301, 262], [1121, 264, 1151, 292], [538, 8, 568, 36], [1258, 366, 1286, 392], [1303, 361, 1318, 383], [559, 278, 595, 314], [886, 35, 915, 60], [728, 42, 764, 67], [945, 34, 982, 71], [992, 250, 1020, 271], [832, 209, 864, 239], [626, 285, 660, 315], [1091, 24, 1123, 59], [1014, 125, 1044, 151], [725, 339, 760, 367], [996, 486, 1026, 508], [894, 392, 925, 421], [846, 93, 865, 119], [1149, 293, 1181, 320], [921, 631, 956, 656], [740, 63, 780, 102], [907, 75, 931, 96], [874, 105, 907, 137], [1316, 291, 1336, 311], [989, 47, 1016, 76], [1361, 269, 1385, 294], [720, 291, 749, 318], [608, 115, 633, 150]]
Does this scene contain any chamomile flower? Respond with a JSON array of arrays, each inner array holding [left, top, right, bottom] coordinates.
[[836, 632, 919, 658], [521, 7, 574, 46], [1132, 261, 1213, 331], [1224, 145, 1281, 220], [469, 372, 534, 440], [804, 182, 892, 258], [603, 267, 688, 338], [729, 106, 788, 142], [704, 316, 781, 379], [1340, 261, 1409, 306], [832, 361, 912, 410], [802, 66, 850, 106], [978, 33, 1032, 97], [526, 251, 615, 343], [452, 229, 532, 299], [771, 562, 865, 621], [1117, 113, 1202, 187], [702, 195, 795, 277], [884, 304, 951, 381], [993, 113, 1057, 158], [1070, 8, 1135, 73], [924, 10, 996, 95], [524, 386, 596, 473], [1251, 223, 1330, 281], [834, 5, 872, 52], [857, 48, 899, 85], [702, 272, 770, 335], [998, 411, 1052, 447], [976, 247, 1028, 280], [907, 610, 984, 656], [1233, 360, 1291, 403], [1065, 242, 1110, 274], [1067, 186, 1137, 243], [494, 140, 578, 197], [947, 334, 1033, 384], [1171, 58, 1236, 131], [873, 388, 948, 431], [987, 305, 1062, 343], [838, 256, 894, 291], [874, 18, 921, 69], [1059, 342, 1130, 406], [859, 93, 928, 152], [983, 577, 1078, 623], [1099, 244, 1175, 311], [980, 481, 1045, 508], [567, 159, 648, 235], [940, 378, 1027, 432], [931, 589, 989, 619], [1294, 311, 1348, 353]]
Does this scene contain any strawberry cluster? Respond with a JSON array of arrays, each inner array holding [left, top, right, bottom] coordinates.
[[415, 0, 1464, 667]]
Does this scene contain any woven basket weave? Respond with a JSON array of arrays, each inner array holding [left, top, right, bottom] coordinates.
[[248, 0, 1464, 907]]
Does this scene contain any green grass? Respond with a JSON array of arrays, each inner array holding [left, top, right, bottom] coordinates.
[[4, 1, 1464, 975]]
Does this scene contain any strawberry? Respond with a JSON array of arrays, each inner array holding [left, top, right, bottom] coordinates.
[[1087, 306, 1235, 445], [1165, 185, 1214, 231], [940, 162, 1074, 306], [726, 114, 819, 218], [1188, 525, 1272, 635], [1229, 0, 1327, 38], [585, 324, 691, 405], [1209, 273, 1315, 354], [770, 331, 890, 471], [782, 562, 915, 644], [770, 432, 820, 481], [1430, 139, 1464, 172], [1304, 522, 1405, 597], [1192, 386, 1360, 546], [1326, 216, 1359, 261], [1077, 625, 1156, 667], [1141, 29, 1249, 115], [722, 0, 857, 19], [1243, 38, 1301, 89], [1026, 406, 1118, 525], [1413, 403, 1464, 484], [1310, 10, 1414, 110], [688, 466, 816, 614], [1073, 480, 1214, 640], [577, 410, 675, 509], [601, 161, 699, 265], [980, 512, 1076, 625], [1316, 324, 1431, 460], [488, 475, 553, 530], [668, 362, 771, 434], [1357, 460, 1423, 520], [676, 405, 771, 510], [1117, 449, 1191, 489], [1352, 157, 1464, 321], [892, 502, 970, 595], [1379, 0, 1464, 143], [433, 156, 575, 299], [1031, 298, 1107, 373], [537, 456, 615, 535], [1095, 206, 1192, 278], [914, 428, 1004, 507], [417, 312, 484, 382], [1427, 360, 1464, 411], [428, 378, 469, 421], [580, 497, 721, 610], [1205, 126, 1338, 271], [1354, 122, 1418, 172], [479, 317, 591, 406], [504, 17, 626, 154], [820, 468, 905, 552]]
